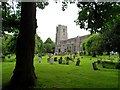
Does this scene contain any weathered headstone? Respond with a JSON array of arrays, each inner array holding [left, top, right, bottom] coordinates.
[[70, 54, 72, 60], [92, 62, 98, 70], [76, 58, 80, 66], [73, 55, 75, 59], [54, 57, 57, 62], [50, 58, 54, 64], [58, 57, 62, 64], [38, 54, 42, 63], [66, 57, 69, 65]]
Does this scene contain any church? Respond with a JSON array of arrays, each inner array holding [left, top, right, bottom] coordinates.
[[54, 24, 89, 55]]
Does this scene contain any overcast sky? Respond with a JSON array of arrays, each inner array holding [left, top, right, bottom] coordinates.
[[36, 1, 90, 42]]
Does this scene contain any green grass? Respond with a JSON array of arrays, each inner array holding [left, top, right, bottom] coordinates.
[[1, 55, 119, 88]]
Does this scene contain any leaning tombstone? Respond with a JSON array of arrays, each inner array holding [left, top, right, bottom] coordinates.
[[76, 58, 80, 66], [50, 58, 54, 64], [92, 62, 98, 70]]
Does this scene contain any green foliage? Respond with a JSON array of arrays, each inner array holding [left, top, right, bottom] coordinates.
[[2, 2, 49, 33], [75, 2, 120, 33], [2, 2, 20, 33], [84, 34, 103, 56], [44, 38, 53, 44], [2, 33, 18, 55], [101, 20, 120, 53], [36, 2, 49, 10], [44, 38, 55, 54], [35, 34, 44, 54]]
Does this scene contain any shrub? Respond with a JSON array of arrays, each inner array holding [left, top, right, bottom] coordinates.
[[115, 64, 120, 69], [101, 61, 116, 69]]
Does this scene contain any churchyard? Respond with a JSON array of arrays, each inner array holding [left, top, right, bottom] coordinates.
[[1, 54, 119, 88]]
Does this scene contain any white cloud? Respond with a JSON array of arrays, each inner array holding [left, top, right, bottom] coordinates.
[[36, 1, 90, 42]]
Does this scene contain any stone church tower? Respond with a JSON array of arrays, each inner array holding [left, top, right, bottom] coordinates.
[[55, 24, 68, 54], [54, 24, 88, 55]]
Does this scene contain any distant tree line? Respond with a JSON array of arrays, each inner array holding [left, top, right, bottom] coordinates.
[[1, 33, 55, 56]]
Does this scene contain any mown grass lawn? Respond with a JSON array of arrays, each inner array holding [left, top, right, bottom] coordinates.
[[1, 55, 119, 88]]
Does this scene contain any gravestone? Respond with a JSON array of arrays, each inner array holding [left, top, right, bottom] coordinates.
[[54, 57, 57, 62], [66, 57, 69, 65], [70, 54, 72, 60], [50, 58, 54, 64], [73, 55, 75, 59], [92, 62, 98, 70], [76, 58, 80, 66], [38, 56, 42, 63], [38, 54, 42, 63], [58, 57, 62, 64]]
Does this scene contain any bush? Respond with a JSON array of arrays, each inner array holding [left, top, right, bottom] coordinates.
[[115, 64, 120, 69], [101, 61, 116, 69]]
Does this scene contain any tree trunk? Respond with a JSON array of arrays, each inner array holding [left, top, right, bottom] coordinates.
[[9, 2, 36, 89]]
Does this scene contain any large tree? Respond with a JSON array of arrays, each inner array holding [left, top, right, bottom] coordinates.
[[44, 37, 55, 54], [9, 2, 37, 89], [75, 2, 120, 34], [84, 34, 102, 57], [101, 20, 120, 57], [2, 1, 48, 89]]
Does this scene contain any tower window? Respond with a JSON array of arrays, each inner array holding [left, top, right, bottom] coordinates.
[[63, 29, 65, 32], [63, 29, 65, 35]]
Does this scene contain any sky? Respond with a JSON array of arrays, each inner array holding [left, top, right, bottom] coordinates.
[[36, 1, 90, 42]]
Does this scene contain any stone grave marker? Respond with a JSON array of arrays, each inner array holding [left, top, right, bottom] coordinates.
[[92, 62, 99, 70], [76, 58, 80, 66]]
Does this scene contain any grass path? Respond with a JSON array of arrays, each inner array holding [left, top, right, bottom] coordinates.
[[2, 55, 119, 88]]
